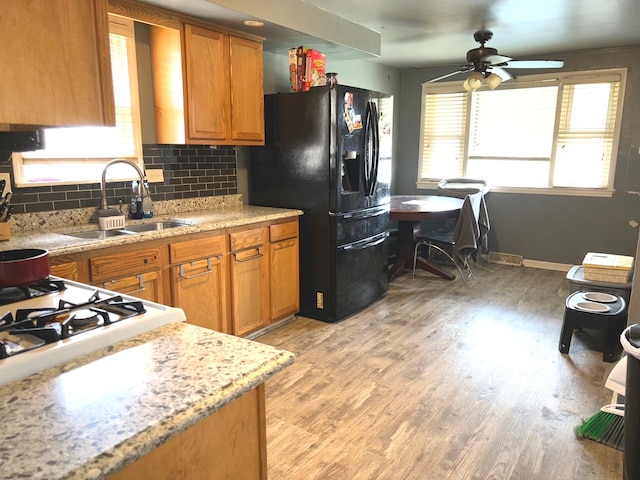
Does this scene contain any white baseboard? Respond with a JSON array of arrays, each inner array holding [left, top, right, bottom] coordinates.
[[487, 251, 573, 272], [522, 259, 573, 272]]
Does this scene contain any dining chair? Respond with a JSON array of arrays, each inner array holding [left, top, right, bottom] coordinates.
[[412, 191, 485, 283]]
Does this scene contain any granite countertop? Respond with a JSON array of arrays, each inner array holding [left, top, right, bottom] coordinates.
[[0, 322, 295, 480], [0, 202, 303, 256]]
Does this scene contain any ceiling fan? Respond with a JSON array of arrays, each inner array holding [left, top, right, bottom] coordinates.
[[427, 30, 564, 91]]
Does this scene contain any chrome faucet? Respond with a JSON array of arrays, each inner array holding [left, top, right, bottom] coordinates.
[[100, 158, 149, 211]]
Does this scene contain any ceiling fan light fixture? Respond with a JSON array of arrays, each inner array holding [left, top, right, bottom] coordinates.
[[486, 72, 503, 90], [463, 77, 474, 92], [467, 71, 483, 90]]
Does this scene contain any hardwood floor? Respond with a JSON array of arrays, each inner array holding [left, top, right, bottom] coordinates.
[[256, 264, 624, 479]]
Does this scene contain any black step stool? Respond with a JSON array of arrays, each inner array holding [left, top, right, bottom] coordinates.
[[558, 291, 627, 363]]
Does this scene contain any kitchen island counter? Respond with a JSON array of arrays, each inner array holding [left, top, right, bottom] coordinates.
[[0, 322, 294, 480]]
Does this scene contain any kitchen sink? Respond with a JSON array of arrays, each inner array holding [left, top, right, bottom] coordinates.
[[62, 221, 191, 240], [120, 221, 190, 233], [64, 230, 133, 240]]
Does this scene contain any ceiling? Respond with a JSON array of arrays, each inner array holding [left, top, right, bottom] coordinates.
[[141, 0, 640, 69]]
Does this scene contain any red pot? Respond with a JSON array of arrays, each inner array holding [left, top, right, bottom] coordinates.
[[0, 249, 50, 288]]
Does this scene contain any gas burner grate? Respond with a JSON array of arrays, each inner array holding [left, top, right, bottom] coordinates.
[[0, 278, 67, 306], [0, 289, 147, 359]]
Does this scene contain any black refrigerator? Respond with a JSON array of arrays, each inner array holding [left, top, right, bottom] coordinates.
[[250, 84, 392, 322]]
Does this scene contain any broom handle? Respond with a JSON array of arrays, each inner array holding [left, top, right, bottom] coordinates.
[[601, 403, 625, 416]]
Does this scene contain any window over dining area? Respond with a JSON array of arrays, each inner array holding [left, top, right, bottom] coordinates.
[[417, 68, 626, 196]]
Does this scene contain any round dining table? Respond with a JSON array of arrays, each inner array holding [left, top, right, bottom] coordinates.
[[389, 195, 464, 282]]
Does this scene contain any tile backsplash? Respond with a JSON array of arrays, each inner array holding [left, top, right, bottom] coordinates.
[[0, 144, 237, 215]]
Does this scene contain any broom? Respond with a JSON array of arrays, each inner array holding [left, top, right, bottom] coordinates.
[[575, 403, 624, 450]]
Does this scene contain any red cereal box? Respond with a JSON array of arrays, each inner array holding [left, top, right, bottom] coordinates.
[[304, 49, 326, 90]]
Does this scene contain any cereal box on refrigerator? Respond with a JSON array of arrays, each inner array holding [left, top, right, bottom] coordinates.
[[304, 49, 326, 90]]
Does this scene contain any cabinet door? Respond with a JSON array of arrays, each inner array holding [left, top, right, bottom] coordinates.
[[270, 237, 299, 321], [229, 36, 264, 144], [99, 271, 165, 304], [172, 256, 230, 333], [183, 24, 230, 142], [230, 246, 270, 336], [0, 0, 114, 128]]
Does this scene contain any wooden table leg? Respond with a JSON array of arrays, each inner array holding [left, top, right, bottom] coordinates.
[[414, 255, 455, 281], [388, 220, 455, 282]]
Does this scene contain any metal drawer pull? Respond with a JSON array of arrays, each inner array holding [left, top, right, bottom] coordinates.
[[232, 250, 263, 262], [179, 257, 218, 279], [104, 274, 146, 294]]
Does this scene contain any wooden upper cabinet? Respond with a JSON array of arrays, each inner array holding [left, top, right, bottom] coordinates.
[[229, 36, 264, 143], [0, 0, 115, 130], [150, 22, 264, 146], [184, 25, 230, 142]]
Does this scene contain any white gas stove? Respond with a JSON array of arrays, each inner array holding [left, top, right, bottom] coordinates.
[[0, 277, 186, 387]]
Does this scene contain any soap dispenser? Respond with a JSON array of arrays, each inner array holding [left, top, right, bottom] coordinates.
[[129, 180, 142, 219], [141, 181, 154, 218]]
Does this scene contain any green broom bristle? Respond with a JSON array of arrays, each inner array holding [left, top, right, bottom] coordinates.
[[575, 410, 624, 450]]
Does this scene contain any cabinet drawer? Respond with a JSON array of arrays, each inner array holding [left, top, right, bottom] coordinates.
[[90, 247, 163, 282], [229, 227, 265, 252], [170, 235, 226, 264], [50, 262, 79, 281], [269, 221, 298, 243]]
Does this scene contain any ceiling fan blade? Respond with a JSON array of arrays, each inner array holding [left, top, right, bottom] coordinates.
[[489, 66, 513, 81], [482, 54, 512, 65], [426, 67, 473, 83], [502, 60, 565, 69]]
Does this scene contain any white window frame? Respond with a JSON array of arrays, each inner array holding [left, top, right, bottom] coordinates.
[[417, 68, 627, 197], [12, 15, 144, 187]]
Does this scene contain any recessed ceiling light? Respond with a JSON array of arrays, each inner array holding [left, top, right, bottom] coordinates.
[[243, 20, 264, 27]]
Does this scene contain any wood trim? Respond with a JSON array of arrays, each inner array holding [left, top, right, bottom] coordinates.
[[110, 385, 267, 480], [108, 0, 265, 42], [269, 220, 298, 242], [93, 0, 117, 125]]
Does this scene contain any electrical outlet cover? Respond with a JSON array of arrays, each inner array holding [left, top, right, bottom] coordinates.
[[146, 169, 164, 183]]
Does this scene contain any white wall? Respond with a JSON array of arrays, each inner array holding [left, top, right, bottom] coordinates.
[[238, 52, 402, 204], [263, 51, 401, 96]]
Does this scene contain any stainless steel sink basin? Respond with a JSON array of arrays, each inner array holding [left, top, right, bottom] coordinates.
[[63, 221, 191, 240], [120, 221, 190, 233], [64, 230, 133, 240]]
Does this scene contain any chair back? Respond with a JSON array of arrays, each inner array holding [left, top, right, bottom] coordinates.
[[437, 178, 489, 199]]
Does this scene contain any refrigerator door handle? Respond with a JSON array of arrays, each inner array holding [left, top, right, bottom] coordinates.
[[363, 102, 374, 198], [363, 101, 380, 198], [342, 233, 388, 251], [341, 205, 389, 220], [369, 101, 380, 197]]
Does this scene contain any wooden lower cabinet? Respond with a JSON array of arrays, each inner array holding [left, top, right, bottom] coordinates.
[[88, 245, 168, 304], [170, 234, 230, 333], [48, 218, 299, 336], [50, 261, 80, 281], [110, 384, 267, 480], [99, 271, 165, 304], [269, 221, 300, 321], [229, 227, 270, 336]]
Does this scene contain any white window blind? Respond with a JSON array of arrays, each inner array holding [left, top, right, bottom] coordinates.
[[418, 69, 626, 194], [419, 91, 467, 179], [14, 16, 143, 186], [553, 82, 620, 188], [468, 86, 558, 159]]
